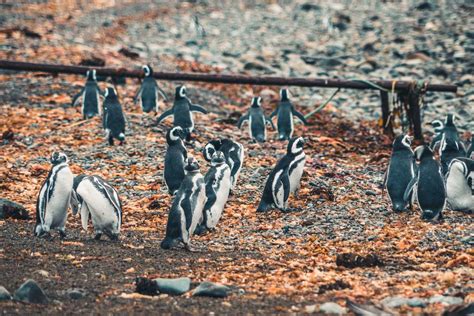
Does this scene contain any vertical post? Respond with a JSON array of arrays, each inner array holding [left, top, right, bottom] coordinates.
[[409, 91, 423, 141], [380, 90, 393, 137]]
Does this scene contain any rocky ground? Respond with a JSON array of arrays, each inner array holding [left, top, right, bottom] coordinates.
[[0, 1, 473, 315]]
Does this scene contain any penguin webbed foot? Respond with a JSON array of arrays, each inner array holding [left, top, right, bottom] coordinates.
[[184, 243, 199, 252], [58, 229, 67, 240], [194, 224, 208, 236], [94, 233, 103, 240], [108, 137, 114, 146]]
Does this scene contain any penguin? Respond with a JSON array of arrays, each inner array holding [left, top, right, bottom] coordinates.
[[35, 152, 74, 238], [195, 151, 231, 235], [269, 89, 308, 140], [161, 156, 206, 251], [257, 137, 306, 212], [202, 138, 244, 190], [237, 96, 275, 143], [103, 87, 126, 145], [467, 134, 474, 159], [384, 134, 416, 212], [156, 85, 207, 140], [72, 69, 102, 119], [70, 175, 122, 240], [440, 135, 467, 175], [429, 119, 444, 150], [164, 126, 187, 195], [432, 114, 462, 152], [134, 65, 167, 113], [445, 158, 474, 213], [404, 146, 446, 221]]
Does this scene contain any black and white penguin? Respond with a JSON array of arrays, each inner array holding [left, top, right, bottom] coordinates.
[[161, 156, 206, 251], [440, 135, 467, 175], [157, 85, 207, 140], [70, 175, 122, 240], [195, 151, 231, 235], [164, 126, 187, 195], [35, 152, 74, 238], [134, 65, 167, 113], [103, 87, 126, 145], [202, 138, 244, 190], [432, 114, 462, 152], [257, 137, 306, 212], [237, 97, 275, 143], [72, 70, 102, 119], [404, 146, 446, 221], [269, 89, 308, 140], [445, 158, 474, 213], [384, 134, 416, 212]]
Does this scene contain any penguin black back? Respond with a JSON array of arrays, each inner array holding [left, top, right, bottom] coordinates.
[[103, 87, 126, 145]]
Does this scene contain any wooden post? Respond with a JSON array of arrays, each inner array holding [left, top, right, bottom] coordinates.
[[380, 91, 393, 136]]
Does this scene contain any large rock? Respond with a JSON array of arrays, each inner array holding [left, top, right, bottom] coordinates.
[[154, 277, 191, 296], [381, 296, 426, 308], [429, 295, 463, 305], [319, 302, 347, 314], [0, 286, 11, 300], [0, 198, 30, 220], [192, 282, 230, 298], [13, 279, 48, 304]]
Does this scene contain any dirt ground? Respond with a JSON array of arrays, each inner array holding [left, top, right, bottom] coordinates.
[[0, 1, 473, 315]]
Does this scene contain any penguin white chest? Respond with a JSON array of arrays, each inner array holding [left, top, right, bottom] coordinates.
[[46, 167, 73, 227], [77, 179, 118, 227], [446, 171, 474, 211], [188, 178, 206, 236], [289, 153, 306, 193], [207, 167, 231, 228]]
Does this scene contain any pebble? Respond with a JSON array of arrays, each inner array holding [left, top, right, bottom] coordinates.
[[0, 286, 11, 301], [192, 282, 230, 298], [319, 302, 347, 315], [65, 288, 87, 300], [154, 277, 191, 296], [429, 295, 463, 305], [13, 279, 48, 304]]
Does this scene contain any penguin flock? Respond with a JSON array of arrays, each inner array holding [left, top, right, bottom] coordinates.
[[34, 65, 473, 248], [385, 114, 474, 220], [34, 65, 310, 250]]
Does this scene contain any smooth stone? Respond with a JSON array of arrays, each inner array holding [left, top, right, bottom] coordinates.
[[192, 282, 229, 298], [0, 286, 11, 300], [0, 198, 30, 220], [154, 277, 191, 295], [319, 302, 347, 314], [66, 288, 87, 300], [13, 279, 48, 304], [429, 295, 463, 305], [381, 296, 427, 308]]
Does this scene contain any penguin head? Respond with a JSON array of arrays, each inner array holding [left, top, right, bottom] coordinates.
[[175, 85, 187, 99], [251, 97, 262, 108], [445, 113, 457, 127], [104, 87, 117, 99], [287, 137, 305, 155], [393, 134, 413, 151], [166, 126, 185, 144], [50, 152, 68, 165], [86, 69, 97, 81], [142, 65, 153, 77], [430, 119, 444, 133], [202, 140, 222, 162], [211, 151, 226, 166], [280, 89, 290, 101], [414, 145, 434, 161], [184, 156, 200, 172]]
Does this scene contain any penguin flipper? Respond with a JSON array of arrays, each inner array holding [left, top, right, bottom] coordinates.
[[269, 109, 278, 119], [80, 202, 90, 231], [158, 86, 168, 101], [156, 108, 174, 124], [272, 169, 290, 210], [72, 89, 84, 106], [430, 133, 443, 150], [190, 103, 208, 114], [382, 169, 388, 193], [237, 114, 249, 129], [403, 176, 418, 203], [134, 85, 143, 104], [292, 108, 308, 125]]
